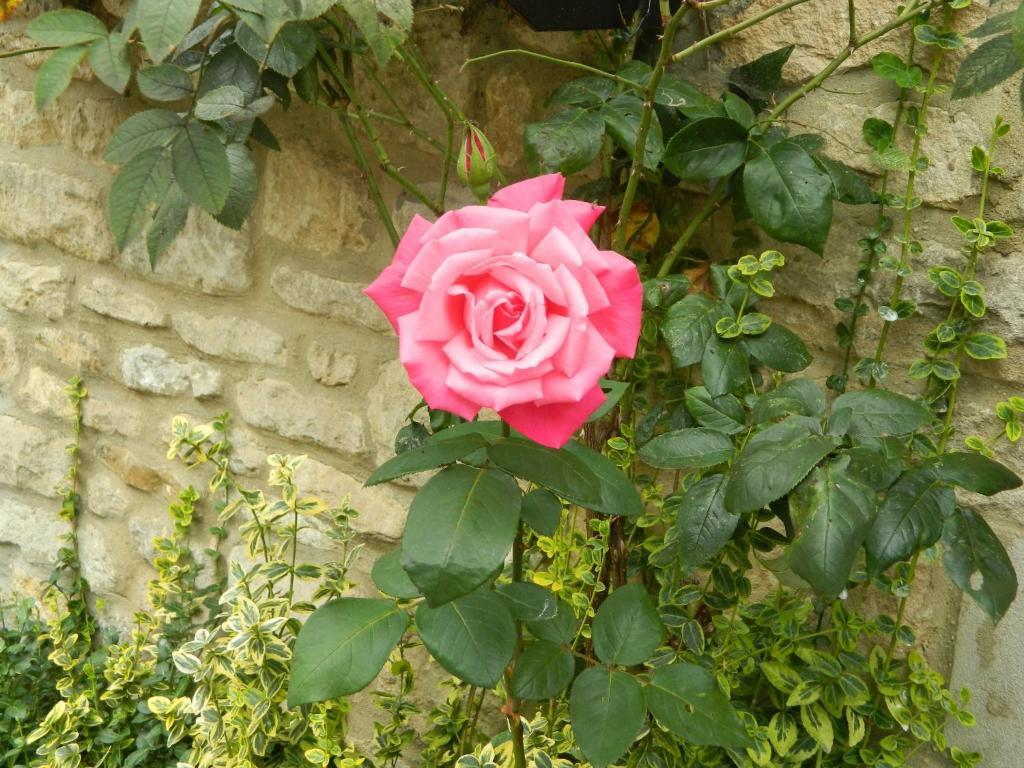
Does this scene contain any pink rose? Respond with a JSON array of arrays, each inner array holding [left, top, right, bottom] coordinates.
[[365, 173, 642, 449]]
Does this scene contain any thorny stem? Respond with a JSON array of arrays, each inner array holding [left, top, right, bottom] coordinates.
[[848, 0, 857, 45], [870, 4, 953, 384], [501, 418, 527, 768], [613, 3, 691, 252], [462, 48, 644, 91], [672, 0, 814, 64], [0, 45, 58, 59]]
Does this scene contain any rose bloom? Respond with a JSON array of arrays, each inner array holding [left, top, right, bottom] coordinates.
[[365, 173, 642, 449]]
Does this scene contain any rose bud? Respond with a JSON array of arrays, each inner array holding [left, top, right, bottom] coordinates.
[[457, 123, 499, 201]]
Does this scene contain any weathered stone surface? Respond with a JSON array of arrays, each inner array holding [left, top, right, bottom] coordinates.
[[0, 159, 115, 261], [0, 258, 67, 319], [121, 210, 252, 295], [128, 516, 169, 562], [172, 311, 287, 365], [80, 276, 167, 326], [0, 415, 67, 498], [948, 534, 1024, 764], [307, 341, 357, 386], [235, 377, 366, 456], [0, 325, 18, 383], [0, 496, 65, 567], [271, 265, 390, 333], [259, 139, 371, 255], [121, 344, 222, 398], [293, 457, 410, 541], [366, 359, 425, 468], [96, 442, 174, 493], [78, 521, 119, 594], [19, 367, 140, 436], [83, 473, 132, 519], [485, 69, 534, 168], [32, 327, 103, 373]]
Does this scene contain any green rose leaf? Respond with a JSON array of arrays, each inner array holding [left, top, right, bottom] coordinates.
[[752, 379, 826, 423], [920, 452, 1022, 496], [367, 432, 490, 486], [663, 117, 749, 180], [601, 94, 665, 170], [108, 146, 173, 250], [725, 420, 839, 514], [685, 386, 746, 435], [496, 582, 558, 622], [702, 335, 749, 396], [520, 489, 563, 536], [943, 506, 1018, 623], [136, 0, 202, 64], [511, 640, 575, 700], [137, 64, 194, 102], [145, 183, 190, 266], [171, 122, 231, 215], [88, 32, 131, 93], [524, 108, 605, 175], [570, 666, 645, 767], [831, 389, 930, 439], [662, 294, 728, 368], [401, 464, 520, 606], [744, 139, 834, 255], [645, 663, 752, 748], [216, 143, 259, 230], [371, 549, 420, 600], [27, 10, 107, 46], [742, 323, 812, 372], [104, 110, 184, 164], [786, 461, 877, 598], [34, 45, 88, 111], [288, 598, 409, 706], [866, 467, 955, 574], [952, 35, 1022, 99], [638, 427, 735, 470], [416, 590, 516, 688], [591, 583, 665, 666], [673, 474, 738, 571]]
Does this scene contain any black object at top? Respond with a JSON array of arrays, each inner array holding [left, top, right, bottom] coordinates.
[[504, 0, 661, 31]]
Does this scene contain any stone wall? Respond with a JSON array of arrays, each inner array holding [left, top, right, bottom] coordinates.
[[1, 0, 1022, 763]]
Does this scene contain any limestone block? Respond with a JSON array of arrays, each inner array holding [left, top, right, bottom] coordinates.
[[0, 496, 65, 567], [292, 457, 410, 541], [120, 210, 252, 295], [172, 310, 287, 366], [235, 377, 366, 456], [80, 276, 167, 327], [96, 442, 174, 493], [32, 327, 103, 373], [366, 359, 425, 468], [948, 535, 1024, 764], [128, 516, 170, 562], [19, 366, 140, 436], [307, 341, 357, 387], [120, 344, 222, 398], [0, 326, 18, 384], [0, 414, 67, 498], [271, 265, 390, 333], [77, 521, 119, 594], [0, 257, 67, 319], [82, 472, 132, 519], [0, 160, 115, 261], [258, 139, 371, 255]]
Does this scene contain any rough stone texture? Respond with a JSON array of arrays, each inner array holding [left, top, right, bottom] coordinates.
[[271, 265, 390, 333], [32, 327, 103, 372], [0, 326, 18, 384], [19, 366, 140, 436], [121, 345, 222, 398], [0, 257, 67, 319], [0, 415, 67, 498], [172, 311, 287, 366], [307, 341, 358, 386], [80, 276, 167, 327], [366, 360, 426, 468], [0, 496, 66, 569], [235, 377, 366, 456]]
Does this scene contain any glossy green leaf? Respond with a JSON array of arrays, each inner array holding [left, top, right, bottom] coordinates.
[[601, 94, 664, 170], [338, 0, 408, 66], [866, 467, 955, 574], [846, 437, 906, 491], [171, 123, 231, 214], [88, 32, 131, 93], [562, 436, 642, 519], [728, 44, 794, 101], [34, 46, 88, 111], [964, 332, 1007, 360], [673, 474, 737, 571], [744, 140, 834, 255], [401, 465, 520, 606], [137, 0, 202, 63], [547, 76, 615, 108], [592, 583, 664, 666], [952, 35, 1022, 99], [526, 598, 578, 645], [104, 109, 183, 164], [416, 590, 515, 688], [943, 506, 1018, 623], [685, 386, 746, 434], [831, 389, 930, 439], [662, 294, 728, 368], [288, 598, 408, 705], [921, 452, 1021, 496], [786, 461, 876, 598], [371, 549, 419, 599], [145, 182, 189, 266], [725, 420, 838, 514], [216, 143, 258, 230], [742, 323, 812, 372], [663, 117, 748, 180], [645, 663, 752, 748], [199, 43, 262, 99], [520, 489, 563, 536], [752, 379, 826, 423], [496, 582, 558, 622], [108, 146, 172, 250], [236, 20, 317, 77], [525, 108, 605, 175], [815, 155, 876, 205], [367, 433, 489, 486], [638, 428, 734, 470], [137, 64, 194, 102], [570, 666, 645, 767], [702, 335, 749, 396], [511, 640, 575, 700]]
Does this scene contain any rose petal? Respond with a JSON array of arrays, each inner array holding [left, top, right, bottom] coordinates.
[[364, 215, 432, 330], [559, 199, 605, 232], [499, 386, 607, 449], [398, 315, 479, 420], [589, 252, 643, 358], [488, 173, 565, 211]]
